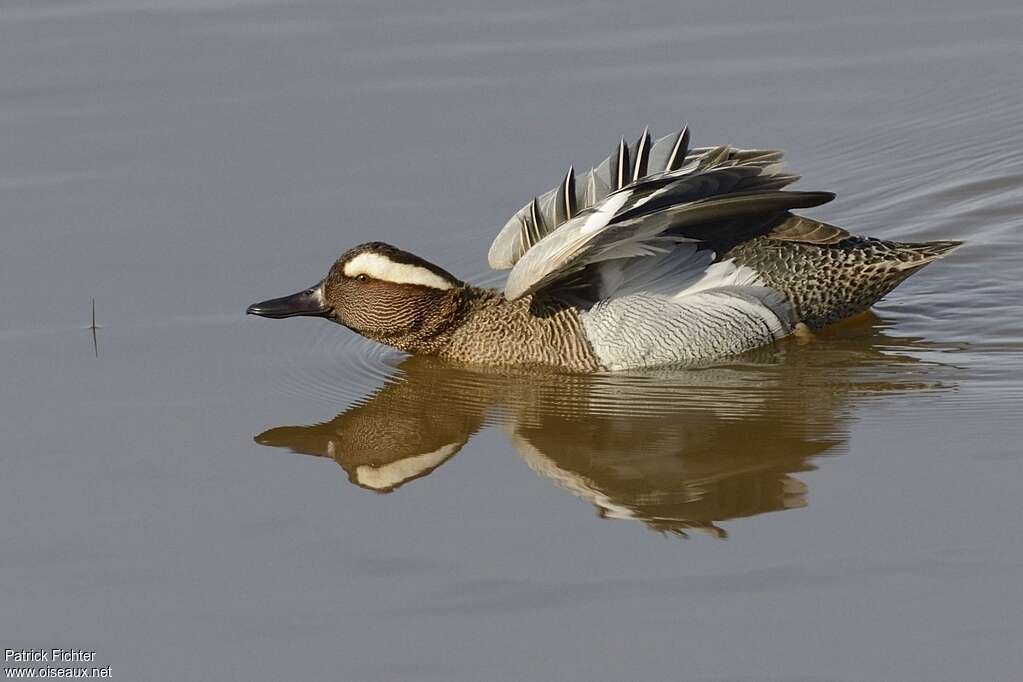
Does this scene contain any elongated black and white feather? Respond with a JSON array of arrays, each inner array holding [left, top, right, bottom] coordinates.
[[632, 127, 651, 183]]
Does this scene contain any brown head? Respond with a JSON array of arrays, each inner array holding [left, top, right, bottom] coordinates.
[[247, 242, 468, 352]]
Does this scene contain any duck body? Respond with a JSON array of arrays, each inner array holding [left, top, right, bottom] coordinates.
[[248, 125, 960, 371]]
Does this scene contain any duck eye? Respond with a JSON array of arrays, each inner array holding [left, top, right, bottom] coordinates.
[[355, 274, 368, 282]]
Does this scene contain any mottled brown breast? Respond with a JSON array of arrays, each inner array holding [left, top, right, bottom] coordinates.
[[441, 289, 601, 371]]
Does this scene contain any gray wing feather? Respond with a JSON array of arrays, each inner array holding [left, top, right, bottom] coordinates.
[[647, 126, 689, 172], [491, 125, 702, 269], [504, 189, 832, 300], [489, 125, 827, 302]]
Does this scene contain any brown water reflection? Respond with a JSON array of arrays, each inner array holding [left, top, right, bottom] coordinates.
[[256, 315, 956, 536]]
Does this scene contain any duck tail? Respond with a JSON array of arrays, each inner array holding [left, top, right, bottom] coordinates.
[[893, 239, 964, 271]]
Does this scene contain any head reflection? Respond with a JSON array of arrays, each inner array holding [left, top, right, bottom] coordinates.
[[255, 315, 954, 537]]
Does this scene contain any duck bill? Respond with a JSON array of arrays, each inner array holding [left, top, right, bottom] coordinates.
[[246, 283, 331, 319]]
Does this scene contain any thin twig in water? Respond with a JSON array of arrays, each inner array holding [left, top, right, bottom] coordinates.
[[89, 298, 99, 357]]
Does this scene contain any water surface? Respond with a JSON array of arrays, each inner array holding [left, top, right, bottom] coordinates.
[[2, 1, 1022, 680]]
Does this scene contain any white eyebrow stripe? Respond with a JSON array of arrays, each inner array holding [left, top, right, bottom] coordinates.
[[343, 252, 453, 290]]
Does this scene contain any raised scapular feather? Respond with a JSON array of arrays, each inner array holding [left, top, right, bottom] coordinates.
[[344, 252, 454, 290]]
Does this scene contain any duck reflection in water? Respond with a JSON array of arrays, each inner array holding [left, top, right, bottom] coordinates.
[[255, 315, 956, 537]]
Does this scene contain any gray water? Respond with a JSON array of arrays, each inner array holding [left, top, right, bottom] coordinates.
[[3, 1, 1023, 680]]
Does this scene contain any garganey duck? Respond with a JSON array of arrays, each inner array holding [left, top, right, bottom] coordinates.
[[247, 125, 961, 371]]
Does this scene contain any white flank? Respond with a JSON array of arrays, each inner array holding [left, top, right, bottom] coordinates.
[[353, 443, 460, 491], [505, 426, 640, 522], [343, 252, 453, 290]]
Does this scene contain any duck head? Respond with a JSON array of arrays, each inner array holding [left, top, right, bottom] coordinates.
[[247, 242, 466, 351]]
